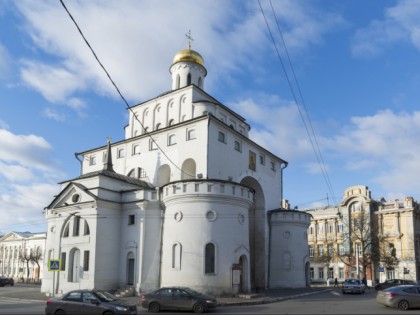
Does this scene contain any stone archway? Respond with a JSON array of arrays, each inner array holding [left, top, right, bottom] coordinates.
[[240, 176, 265, 292]]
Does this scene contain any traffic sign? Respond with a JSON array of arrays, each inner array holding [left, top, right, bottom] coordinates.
[[48, 259, 61, 271]]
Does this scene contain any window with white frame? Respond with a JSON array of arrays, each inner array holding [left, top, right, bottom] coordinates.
[[117, 148, 125, 158], [259, 154, 265, 165], [328, 222, 334, 233], [310, 267, 314, 279], [339, 268, 344, 279], [338, 244, 345, 255], [270, 161, 276, 171], [150, 139, 157, 150], [187, 129, 196, 140], [328, 268, 334, 279], [328, 244, 334, 256], [218, 131, 226, 143], [89, 156, 96, 166], [309, 246, 314, 257], [318, 268, 324, 279], [234, 140, 241, 152], [309, 225, 314, 234], [338, 223, 344, 233], [317, 245, 323, 256], [133, 144, 141, 155], [318, 222, 324, 234], [168, 134, 176, 146]]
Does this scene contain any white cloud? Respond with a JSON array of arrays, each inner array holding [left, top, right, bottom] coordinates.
[[13, 0, 344, 110], [0, 128, 62, 234], [0, 128, 53, 172], [0, 182, 59, 234], [351, 0, 420, 56], [43, 107, 66, 122], [20, 60, 86, 103]]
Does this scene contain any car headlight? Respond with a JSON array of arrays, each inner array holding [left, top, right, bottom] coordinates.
[[115, 305, 128, 311]]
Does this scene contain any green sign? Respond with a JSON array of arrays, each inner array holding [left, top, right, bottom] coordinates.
[[48, 259, 61, 271]]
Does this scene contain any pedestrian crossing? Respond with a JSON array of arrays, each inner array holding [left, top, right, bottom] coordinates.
[[0, 297, 45, 305]]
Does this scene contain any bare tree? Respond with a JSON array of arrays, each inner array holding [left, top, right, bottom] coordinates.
[[30, 247, 43, 282], [18, 248, 31, 282]]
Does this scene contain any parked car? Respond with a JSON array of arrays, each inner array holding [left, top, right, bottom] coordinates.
[[0, 276, 14, 287], [375, 279, 417, 291], [342, 278, 365, 294], [45, 289, 137, 315], [376, 285, 420, 310], [140, 286, 217, 313]]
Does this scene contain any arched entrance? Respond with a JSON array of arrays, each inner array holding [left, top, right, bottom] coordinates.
[[127, 252, 135, 285], [239, 255, 249, 292], [240, 176, 265, 292], [68, 248, 80, 283]]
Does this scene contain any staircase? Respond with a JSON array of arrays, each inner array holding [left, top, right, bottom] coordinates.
[[112, 286, 135, 298]]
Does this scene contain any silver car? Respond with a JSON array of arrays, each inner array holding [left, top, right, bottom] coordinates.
[[342, 278, 365, 294], [376, 285, 420, 311]]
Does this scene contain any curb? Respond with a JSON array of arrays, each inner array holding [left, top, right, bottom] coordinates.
[[218, 289, 332, 307]]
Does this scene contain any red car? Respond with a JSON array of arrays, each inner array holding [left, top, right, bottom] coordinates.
[[0, 276, 14, 287]]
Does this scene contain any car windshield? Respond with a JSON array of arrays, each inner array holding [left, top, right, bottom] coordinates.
[[94, 291, 118, 302], [345, 279, 360, 285]]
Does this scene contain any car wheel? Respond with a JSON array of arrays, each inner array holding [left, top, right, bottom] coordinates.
[[193, 303, 205, 313], [342, 291, 345, 294], [149, 302, 160, 313], [398, 300, 409, 311], [54, 310, 66, 315]]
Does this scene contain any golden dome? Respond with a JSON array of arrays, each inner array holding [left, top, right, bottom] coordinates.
[[172, 49, 205, 66]]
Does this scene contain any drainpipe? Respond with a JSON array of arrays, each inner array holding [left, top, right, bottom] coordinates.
[[74, 153, 83, 175], [280, 162, 288, 205], [267, 211, 273, 289], [158, 187, 166, 288]]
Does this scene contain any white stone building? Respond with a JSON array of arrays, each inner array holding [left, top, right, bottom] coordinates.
[[41, 45, 311, 296], [0, 231, 46, 282]]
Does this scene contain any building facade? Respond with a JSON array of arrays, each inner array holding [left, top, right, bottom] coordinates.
[[376, 197, 420, 283], [0, 232, 46, 282], [41, 45, 311, 296], [305, 186, 420, 286]]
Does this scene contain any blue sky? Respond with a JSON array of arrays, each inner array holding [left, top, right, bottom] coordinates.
[[1, 0, 420, 234]]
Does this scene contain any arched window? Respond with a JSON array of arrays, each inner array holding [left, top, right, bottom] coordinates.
[[176, 74, 180, 89], [187, 73, 191, 85], [168, 134, 176, 146], [187, 129, 196, 140], [63, 222, 70, 238], [84, 220, 90, 235], [172, 243, 182, 269], [68, 248, 80, 283], [198, 77, 203, 88], [205, 243, 215, 274]]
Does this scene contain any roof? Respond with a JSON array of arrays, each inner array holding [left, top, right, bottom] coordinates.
[[63, 169, 155, 190]]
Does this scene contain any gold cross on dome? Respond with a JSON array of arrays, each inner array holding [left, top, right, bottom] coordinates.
[[186, 30, 193, 50]]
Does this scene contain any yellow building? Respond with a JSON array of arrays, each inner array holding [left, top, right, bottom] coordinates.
[[305, 186, 420, 287], [376, 197, 420, 283], [305, 186, 378, 286]]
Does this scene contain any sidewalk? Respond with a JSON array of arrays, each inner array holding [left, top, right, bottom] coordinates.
[[2, 283, 331, 307]]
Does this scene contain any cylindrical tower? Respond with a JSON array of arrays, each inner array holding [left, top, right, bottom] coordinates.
[[160, 180, 253, 295]]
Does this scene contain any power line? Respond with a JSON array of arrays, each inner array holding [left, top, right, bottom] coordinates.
[[59, 0, 193, 178], [258, 0, 337, 207]]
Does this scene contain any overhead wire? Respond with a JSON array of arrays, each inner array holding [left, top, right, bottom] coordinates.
[[257, 0, 338, 207], [268, 0, 337, 207], [59, 0, 193, 178]]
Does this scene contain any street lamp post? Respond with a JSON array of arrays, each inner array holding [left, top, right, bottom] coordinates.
[[356, 245, 360, 279]]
